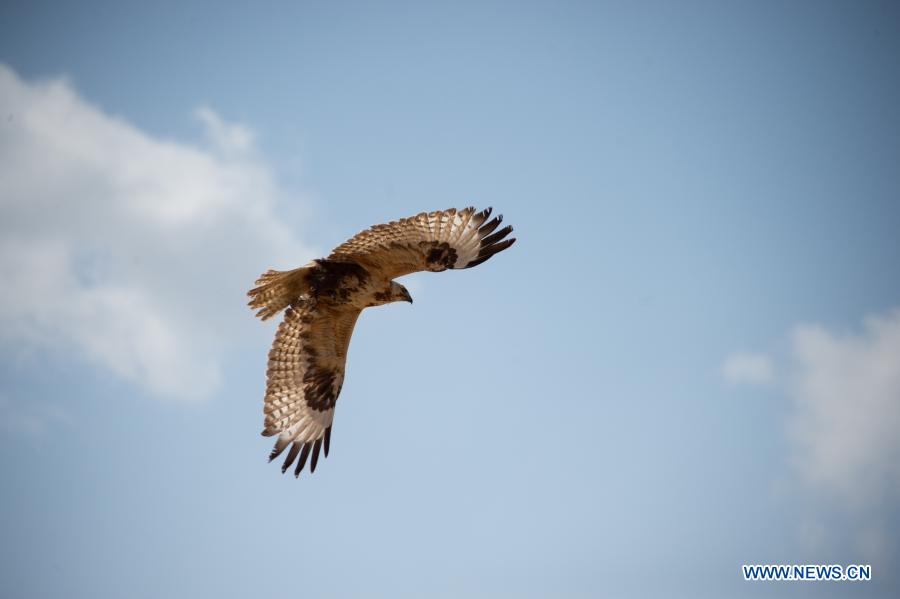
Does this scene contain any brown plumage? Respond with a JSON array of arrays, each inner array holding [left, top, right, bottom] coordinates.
[[248, 207, 515, 477]]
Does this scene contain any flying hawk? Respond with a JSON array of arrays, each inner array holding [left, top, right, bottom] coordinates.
[[248, 207, 515, 477]]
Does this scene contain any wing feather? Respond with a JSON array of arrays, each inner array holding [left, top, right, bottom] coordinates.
[[295, 443, 312, 476], [328, 207, 516, 279], [262, 302, 361, 476], [280, 443, 301, 473]]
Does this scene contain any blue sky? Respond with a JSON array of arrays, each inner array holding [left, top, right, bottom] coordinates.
[[2, 1, 899, 597]]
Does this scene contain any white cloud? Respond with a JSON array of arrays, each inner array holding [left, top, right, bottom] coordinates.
[[721, 351, 775, 385], [788, 309, 900, 505], [724, 308, 900, 565], [194, 105, 255, 154], [0, 64, 313, 401]]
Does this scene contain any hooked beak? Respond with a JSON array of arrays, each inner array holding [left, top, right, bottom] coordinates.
[[402, 289, 413, 304]]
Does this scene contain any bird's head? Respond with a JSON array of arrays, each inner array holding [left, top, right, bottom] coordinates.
[[370, 281, 414, 306], [389, 281, 413, 304]]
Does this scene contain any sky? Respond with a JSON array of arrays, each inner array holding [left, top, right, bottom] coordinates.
[[1, 1, 899, 597]]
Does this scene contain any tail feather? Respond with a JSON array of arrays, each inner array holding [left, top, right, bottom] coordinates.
[[247, 266, 313, 320]]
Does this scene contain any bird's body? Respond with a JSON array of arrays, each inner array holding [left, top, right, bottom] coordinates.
[[248, 207, 515, 477]]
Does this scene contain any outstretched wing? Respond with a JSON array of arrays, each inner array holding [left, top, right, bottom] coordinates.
[[328, 207, 515, 279], [262, 302, 361, 477]]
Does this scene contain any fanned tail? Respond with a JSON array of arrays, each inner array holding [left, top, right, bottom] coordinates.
[[247, 265, 314, 320]]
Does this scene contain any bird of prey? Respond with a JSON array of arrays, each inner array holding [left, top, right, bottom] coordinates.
[[248, 207, 515, 477]]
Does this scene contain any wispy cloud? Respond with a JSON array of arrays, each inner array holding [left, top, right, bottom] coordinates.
[[0, 64, 312, 401], [725, 307, 900, 566], [194, 105, 256, 155], [788, 308, 900, 505], [721, 351, 775, 386]]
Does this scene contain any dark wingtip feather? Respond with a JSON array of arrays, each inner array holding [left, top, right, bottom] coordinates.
[[280, 443, 300, 473], [294, 443, 312, 477], [464, 220, 516, 268], [481, 224, 513, 247], [478, 214, 503, 236], [474, 206, 493, 226], [465, 254, 487, 268], [310, 439, 323, 473], [324, 426, 332, 458], [268, 436, 291, 461], [482, 237, 516, 256]]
